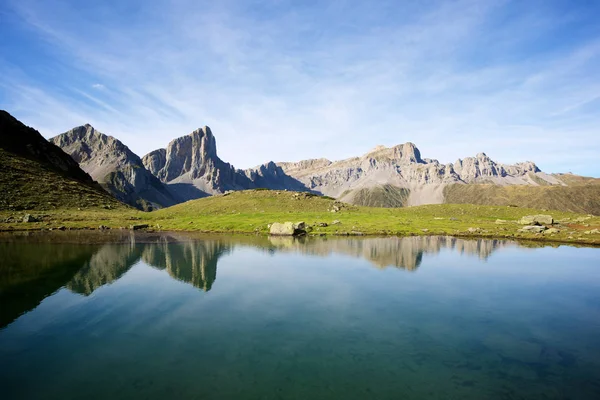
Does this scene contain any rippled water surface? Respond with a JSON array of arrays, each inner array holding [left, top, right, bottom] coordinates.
[[1, 233, 599, 400]]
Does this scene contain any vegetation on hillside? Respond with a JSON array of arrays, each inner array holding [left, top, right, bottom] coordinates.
[[0, 190, 598, 245], [444, 183, 600, 215], [340, 185, 410, 207], [0, 149, 128, 211]]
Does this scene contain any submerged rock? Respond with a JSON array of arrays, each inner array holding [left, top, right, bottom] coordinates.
[[130, 224, 149, 230]]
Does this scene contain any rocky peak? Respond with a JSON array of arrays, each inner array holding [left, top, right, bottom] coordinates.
[[51, 125, 176, 210], [51, 124, 135, 165], [366, 142, 424, 164], [144, 126, 221, 183]]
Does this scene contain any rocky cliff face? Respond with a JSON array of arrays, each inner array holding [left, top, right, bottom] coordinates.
[[142, 127, 309, 200], [51, 125, 177, 210], [141, 127, 253, 199], [276, 142, 563, 205]]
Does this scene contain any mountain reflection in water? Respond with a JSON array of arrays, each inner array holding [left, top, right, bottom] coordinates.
[[0, 233, 513, 329]]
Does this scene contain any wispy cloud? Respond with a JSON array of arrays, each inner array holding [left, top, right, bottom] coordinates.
[[1, 0, 599, 175]]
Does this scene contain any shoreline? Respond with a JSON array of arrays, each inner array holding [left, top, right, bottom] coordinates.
[[1, 226, 599, 247]]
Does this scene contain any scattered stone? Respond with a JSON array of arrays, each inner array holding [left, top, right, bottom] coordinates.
[[421, 229, 429, 232], [57, 226, 66, 231], [518, 215, 553, 225], [99, 225, 110, 230], [467, 227, 481, 233], [574, 217, 591, 223], [433, 217, 444, 220], [332, 220, 341, 225], [130, 224, 149, 230], [584, 229, 599, 235], [449, 217, 458, 221], [317, 222, 328, 227], [350, 231, 364, 236], [495, 219, 507, 224], [544, 228, 560, 234], [22, 214, 39, 223]]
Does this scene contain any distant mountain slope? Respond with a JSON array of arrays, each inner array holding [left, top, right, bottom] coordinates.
[[339, 185, 410, 208], [142, 127, 308, 201], [51, 125, 177, 210], [444, 182, 600, 215], [0, 111, 125, 211]]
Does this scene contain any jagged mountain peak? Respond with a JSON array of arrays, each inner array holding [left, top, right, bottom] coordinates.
[[52, 125, 138, 165], [141, 126, 252, 196], [51, 125, 177, 210]]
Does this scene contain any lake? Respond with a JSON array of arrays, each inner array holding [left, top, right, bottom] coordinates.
[[1, 232, 599, 399]]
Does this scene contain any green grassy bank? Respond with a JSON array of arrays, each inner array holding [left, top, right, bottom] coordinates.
[[1, 190, 599, 245]]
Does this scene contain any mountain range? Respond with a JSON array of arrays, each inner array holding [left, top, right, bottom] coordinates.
[[2, 110, 599, 214]]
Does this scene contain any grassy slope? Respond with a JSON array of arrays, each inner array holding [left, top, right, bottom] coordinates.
[[1, 190, 598, 245], [444, 183, 600, 215], [341, 185, 410, 207], [0, 149, 128, 211]]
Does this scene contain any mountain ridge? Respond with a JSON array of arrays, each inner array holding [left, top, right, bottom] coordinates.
[[5, 110, 598, 214], [51, 125, 178, 210]]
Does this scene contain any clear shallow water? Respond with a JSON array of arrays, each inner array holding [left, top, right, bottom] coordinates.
[[1, 233, 599, 400]]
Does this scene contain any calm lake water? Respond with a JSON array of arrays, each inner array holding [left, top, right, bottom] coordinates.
[[1, 232, 599, 399]]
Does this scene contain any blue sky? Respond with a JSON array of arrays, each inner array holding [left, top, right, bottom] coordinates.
[[1, 0, 599, 175]]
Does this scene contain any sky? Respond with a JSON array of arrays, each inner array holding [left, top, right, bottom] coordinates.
[[0, 0, 599, 175]]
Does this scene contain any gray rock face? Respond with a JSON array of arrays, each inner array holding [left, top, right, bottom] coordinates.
[[51, 125, 177, 210], [141, 127, 253, 199]]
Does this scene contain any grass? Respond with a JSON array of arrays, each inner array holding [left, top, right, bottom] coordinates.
[[0, 189, 599, 246], [0, 149, 128, 211]]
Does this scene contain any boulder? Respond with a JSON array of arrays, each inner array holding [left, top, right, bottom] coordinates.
[[519, 225, 547, 233], [270, 222, 306, 236], [22, 214, 39, 223], [518, 215, 553, 225]]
